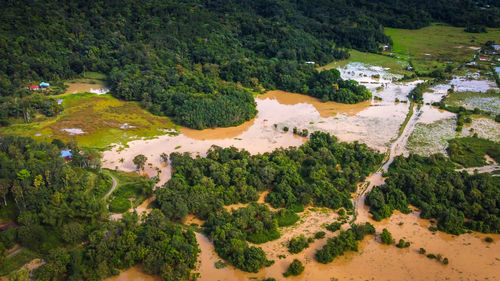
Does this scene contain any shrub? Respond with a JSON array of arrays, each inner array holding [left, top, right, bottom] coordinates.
[[326, 222, 341, 232], [485, 237, 493, 243], [380, 229, 392, 245], [443, 258, 449, 265], [283, 259, 304, 277], [314, 231, 326, 239], [288, 235, 309, 254], [396, 239, 410, 248], [419, 248, 426, 254]]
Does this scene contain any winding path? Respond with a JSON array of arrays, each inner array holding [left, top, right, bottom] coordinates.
[[104, 174, 118, 199]]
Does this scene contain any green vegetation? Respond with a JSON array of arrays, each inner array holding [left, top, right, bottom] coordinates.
[[288, 235, 309, 254], [105, 170, 155, 214], [0, 248, 38, 276], [366, 154, 500, 234], [156, 132, 382, 221], [275, 209, 300, 227], [108, 198, 131, 214], [320, 50, 411, 75], [1, 0, 410, 130], [316, 223, 375, 264], [154, 132, 381, 271], [283, 259, 305, 277], [396, 239, 411, 248], [325, 222, 342, 232], [485, 237, 494, 243], [0, 137, 198, 279], [203, 203, 275, 272], [447, 137, 500, 167], [380, 229, 393, 245], [386, 25, 500, 73], [0, 93, 175, 148], [314, 231, 326, 239]]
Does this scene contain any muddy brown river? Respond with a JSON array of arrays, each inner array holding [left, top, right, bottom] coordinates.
[[103, 64, 500, 281]]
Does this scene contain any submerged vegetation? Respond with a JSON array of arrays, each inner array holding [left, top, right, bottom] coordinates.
[[315, 223, 375, 264]]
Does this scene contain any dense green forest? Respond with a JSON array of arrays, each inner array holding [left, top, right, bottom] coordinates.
[[365, 152, 500, 234], [155, 131, 383, 271], [0, 136, 199, 280], [1, 0, 498, 128]]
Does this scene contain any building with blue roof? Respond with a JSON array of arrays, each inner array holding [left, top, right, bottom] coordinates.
[[61, 150, 72, 159]]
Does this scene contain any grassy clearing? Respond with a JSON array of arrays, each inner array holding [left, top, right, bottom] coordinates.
[[319, 49, 411, 75], [443, 91, 500, 115], [0, 93, 175, 148], [105, 169, 154, 213], [0, 248, 38, 276], [385, 25, 500, 73], [447, 137, 500, 167]]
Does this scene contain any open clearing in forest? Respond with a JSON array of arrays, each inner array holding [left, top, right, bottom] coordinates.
[[104, 169, 152, 214], [319, 49, 411, 75], [0, 93, 175, 148], [385, 25, 500, 73]]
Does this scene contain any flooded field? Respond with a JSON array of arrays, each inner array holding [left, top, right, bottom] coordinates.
[[461, 116, 500, 142], [64, 82, 109, 95], [444, 91, 500, 115], [103, 64, 418, 183], [448, 75, 497, 93], [103, 63, 500, 281]]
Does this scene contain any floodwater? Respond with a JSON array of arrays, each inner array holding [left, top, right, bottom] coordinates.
[[105, 265, 160, 281], [103, 64, 420, 184], [103, 63, 500, 281], [65, 82, 109, 94], [449, 76, 497, 93]]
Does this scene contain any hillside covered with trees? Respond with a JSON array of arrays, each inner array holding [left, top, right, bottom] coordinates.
[[1, 0, 498, 128], [0, 136, 199, 280]]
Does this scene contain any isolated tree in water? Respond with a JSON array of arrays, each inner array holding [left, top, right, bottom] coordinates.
[[133, 154, 147, 171]]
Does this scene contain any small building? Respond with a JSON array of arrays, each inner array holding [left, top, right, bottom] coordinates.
[[305, 61, 315, 65], [61, 150, 72, 161], [479, 57, 488, 61], [29, 85, 39, 90], [39, 82, 50, 90], [382, 45, 389, 51], [492, 45, 500, 51], [466, 61, 476, 66]]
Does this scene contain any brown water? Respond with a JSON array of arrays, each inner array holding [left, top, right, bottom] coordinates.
[[104, 63, 500, 281], [105, 265, 160, 281]]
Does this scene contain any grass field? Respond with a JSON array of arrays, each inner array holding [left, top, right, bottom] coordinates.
[[0, 93, 175, 148], [105, 169, 154, 213], [447, 137, 500, 167], [319, 50, 411, 75], [385, 25, 500, 73]]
